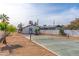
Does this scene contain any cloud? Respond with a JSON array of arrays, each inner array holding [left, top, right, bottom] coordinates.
[[0, 3, 79, 26], [45, 7, 79, 25], [0, 3, 36, 26]]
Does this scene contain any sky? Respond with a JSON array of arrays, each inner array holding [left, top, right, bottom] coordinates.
[[0, 3, 79, 26]]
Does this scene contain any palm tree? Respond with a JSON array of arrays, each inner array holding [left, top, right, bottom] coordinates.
[[0, 13, 9, 22], [0, 14, 9, 45]]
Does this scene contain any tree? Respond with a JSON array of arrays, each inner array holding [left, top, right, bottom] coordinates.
[[0, 14, 9, 44], [0, 14, 9, 22], [66, 18, 79, 30], [29, 20, 33, 25], [0, 14, 16, 45], [17, 23, 23, 33]]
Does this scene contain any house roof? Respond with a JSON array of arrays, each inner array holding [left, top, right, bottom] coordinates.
[[22, 25, 40, 29]]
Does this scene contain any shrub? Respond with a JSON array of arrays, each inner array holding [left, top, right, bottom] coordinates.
[[59, 28, 66, 36], [35, 27, 40, 35]]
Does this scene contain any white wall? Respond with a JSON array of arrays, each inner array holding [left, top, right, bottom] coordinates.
[[41, 30, 79, 37], [22, 26, 38, 34], [40, 30, 59, 35]]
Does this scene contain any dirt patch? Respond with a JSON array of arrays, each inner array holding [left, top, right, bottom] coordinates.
[[0, 32, 56, 56]]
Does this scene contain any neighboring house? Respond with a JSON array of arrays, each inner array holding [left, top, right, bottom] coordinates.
[[40, 25, 62, 30], [39, 25, 63, 35], [40, 26, 56, 30], [22, 25, 40, 34]]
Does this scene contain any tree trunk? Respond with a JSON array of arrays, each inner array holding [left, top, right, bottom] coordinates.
[[3, 37, 7, 44], [2, 30, 7, 45]]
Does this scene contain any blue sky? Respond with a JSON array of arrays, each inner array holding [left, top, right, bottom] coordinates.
[[0, 3, 79, 26], [27, 3, 79, 26]]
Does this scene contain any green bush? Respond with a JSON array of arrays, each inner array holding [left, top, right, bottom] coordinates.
[[35, 27, 40, 35], [0, 22, 8, 30], [0, 22, 16, 34], [6, 25, 16, 33]]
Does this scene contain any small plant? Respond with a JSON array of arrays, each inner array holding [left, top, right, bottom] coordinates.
[[35, 27, 40, 35], [35, 29, 38, 35]]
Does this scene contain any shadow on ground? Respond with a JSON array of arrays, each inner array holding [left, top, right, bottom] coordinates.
[[0, 44, 23, 54]]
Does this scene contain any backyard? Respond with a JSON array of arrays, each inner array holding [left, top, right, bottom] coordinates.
[[27, 34, 79, 56], [0, 3, 79, 56]]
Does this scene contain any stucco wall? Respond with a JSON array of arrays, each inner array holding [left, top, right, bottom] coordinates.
[[22, 26, 38, 34]]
